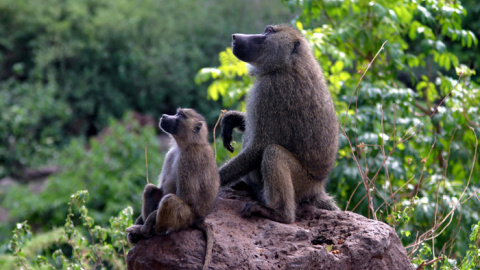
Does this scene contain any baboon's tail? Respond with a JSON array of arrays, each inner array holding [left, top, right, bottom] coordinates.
[[314, 191, 340, 211], [195, 222, 214, 270]]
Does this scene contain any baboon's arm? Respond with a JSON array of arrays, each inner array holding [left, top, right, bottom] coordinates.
[[219, 146, 262, 186], [142, 184, 163, 221], [221, 111, 245, 152], [131, 184, 163, 227]]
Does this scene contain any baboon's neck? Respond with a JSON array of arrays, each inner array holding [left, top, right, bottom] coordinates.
[[251, 58, 320, 79], [174, 140, 209, 150]]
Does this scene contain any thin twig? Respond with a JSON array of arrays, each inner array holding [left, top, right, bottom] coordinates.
[[376, 174, 416, 212], [340, 41, 388, 220], [351, 194, 368, 212], [413, 138, 436, 198], [416, 256, 444, 270], [407, 126, 478, 255], [339, 127, 376, 219], [434, 129, 457, 229], [122, 243, 128, 266], [342, 40, 388, 131], [368, 74, 465, 192], [213, 110, 227, 159], [145, 142, 149, 184], [345, 181, 363, 211], [445, 209, 463, 259], [379, 105, 391, 215]]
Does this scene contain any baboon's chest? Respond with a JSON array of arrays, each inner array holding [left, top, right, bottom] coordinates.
[[161, 154, 180, 195]]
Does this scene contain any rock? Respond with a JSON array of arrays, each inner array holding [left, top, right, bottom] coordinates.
[[127, 189, 414, 270]]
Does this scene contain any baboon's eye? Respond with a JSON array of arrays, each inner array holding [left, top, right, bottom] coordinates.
[[177, 111, 186, 118], [193, 122, 203, 133], [264, 26, 275, 34]]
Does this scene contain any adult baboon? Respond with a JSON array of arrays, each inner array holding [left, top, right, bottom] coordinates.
[[220, 24, 339, 224], [127, 108, 219, 270]]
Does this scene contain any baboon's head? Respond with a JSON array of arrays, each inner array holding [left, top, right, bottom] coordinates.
[[159, 108, 208, 144], [231, 24, 309, 72]]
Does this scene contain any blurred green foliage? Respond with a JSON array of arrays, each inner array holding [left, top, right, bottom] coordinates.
[[1, 191, 132, 269], [198, 0, 480, 267], [0, 78, 70, 178], [0, 112, 162, 245], [196, 48, 252, 109], [0, 0, 292, 178]]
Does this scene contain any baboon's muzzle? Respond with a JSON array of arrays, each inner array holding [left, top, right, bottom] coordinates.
[[232, 33, 265, 63]]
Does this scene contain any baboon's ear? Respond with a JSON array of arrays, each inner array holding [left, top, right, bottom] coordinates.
[[193, 122, 203, 133], [291, 40, 301, 55]]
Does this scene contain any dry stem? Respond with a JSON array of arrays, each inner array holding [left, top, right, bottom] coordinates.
[[145, 142, 149, 184], [213, 110, 227, 159]]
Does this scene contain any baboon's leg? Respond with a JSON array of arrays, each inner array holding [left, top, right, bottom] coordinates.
[[142, 183, 163, 221], [245, 170, 264, 201], [242, 144, 308, 223], [155, 194, 195, 234], [134, 215, 144, 225], [139, 209, 159, 236]]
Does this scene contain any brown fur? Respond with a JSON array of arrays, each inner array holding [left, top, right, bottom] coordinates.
[[127, 108, 219, 270], [220, 25, 340, 224]]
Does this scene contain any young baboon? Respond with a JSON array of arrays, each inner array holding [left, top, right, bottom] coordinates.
[[220, 24, 340, 224], [127, 108, 219, 270]]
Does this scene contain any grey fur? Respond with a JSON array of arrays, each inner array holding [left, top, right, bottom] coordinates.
[[127, 108, 219, 270], [220, 25, 340, 224]]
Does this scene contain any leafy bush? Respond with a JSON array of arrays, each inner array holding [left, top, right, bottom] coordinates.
[[0, 0, 292, 132], [1, 190, 132, 270], [197, 0, 480, 267], [0, 112, 163, 244], [0, 78, 71, 178]]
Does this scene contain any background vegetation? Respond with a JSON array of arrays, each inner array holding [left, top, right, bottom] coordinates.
[[0, 0, 479, 269], [0, 0, 292, 178]]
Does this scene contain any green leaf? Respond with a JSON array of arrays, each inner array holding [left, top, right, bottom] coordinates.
[[417, 81, 428, 91], [331, 60, 344, 73]]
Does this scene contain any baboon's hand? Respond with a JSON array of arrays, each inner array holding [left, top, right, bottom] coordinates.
[[221, 125, 235, 153]]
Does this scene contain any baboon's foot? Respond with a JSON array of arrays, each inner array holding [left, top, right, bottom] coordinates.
[[126, 225, 147, 244], [126, 224, 154, 244], [241, 202, 258, 218], [241, 202, 295, 224]]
